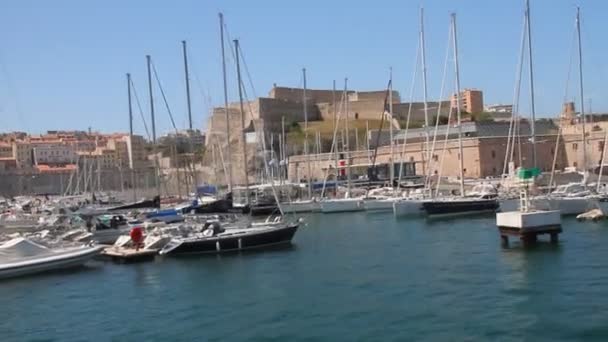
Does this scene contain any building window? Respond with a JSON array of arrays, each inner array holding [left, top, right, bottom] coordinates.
[[599, 141, 605, 152], [551, 147, 555, 155], [573, 143, 578, 151], [491, 150, 496, 159], [492, 167, 497, 174], [573, 162, 578, 168], [432, 154, 438, 162], [463, 168, 467, 173], [409, 156, 414, 162]]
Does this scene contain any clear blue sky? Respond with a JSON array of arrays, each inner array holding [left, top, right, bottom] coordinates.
[[1, 0, 607, 137]]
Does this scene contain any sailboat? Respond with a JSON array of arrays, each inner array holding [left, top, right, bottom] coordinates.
[[281, 69, 321, 213], [392, 7, 432, 217], [499, 5, 594, 216], [420, 13, 499, 217], [320, 78, 364, 213]]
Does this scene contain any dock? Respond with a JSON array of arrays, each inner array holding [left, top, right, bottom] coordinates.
[[497, 210, 562, 247]]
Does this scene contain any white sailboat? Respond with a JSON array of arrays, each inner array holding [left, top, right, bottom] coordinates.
[[320, 78, 364, 213]]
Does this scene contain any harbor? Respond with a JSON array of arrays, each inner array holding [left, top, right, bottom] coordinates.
[[3, 212, 608, 340]]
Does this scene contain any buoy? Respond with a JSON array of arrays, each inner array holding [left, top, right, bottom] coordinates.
[[130, 227, 144, 250]]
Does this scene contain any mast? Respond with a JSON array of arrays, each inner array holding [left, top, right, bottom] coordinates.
[[303, 68, 312, 198], [234, 39, 250, 205], [219, 12, 234, 192], [182, 41, 193, 130], [127, 73, 136, 201], [281, 115, 285, 185], [345, 78, 352, 196], [420, 7, 430, 171], [146, 55, 160, 196], [576, 7, 587, 176], [182, 40, 198, 191], [333, 80, 339, 181], [389, 67, 394, 188], [451, 13, 465, 196], [525, 0, 537, 168], [598, 128, 608, 192]]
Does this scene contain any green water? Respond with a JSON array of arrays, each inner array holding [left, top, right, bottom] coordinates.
[[1, 213, 608, 341]]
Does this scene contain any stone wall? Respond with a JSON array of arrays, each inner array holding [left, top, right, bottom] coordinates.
[[269, 86, 353, 104]]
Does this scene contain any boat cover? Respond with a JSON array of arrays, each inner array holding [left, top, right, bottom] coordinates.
[[0, 238, 51, 261]]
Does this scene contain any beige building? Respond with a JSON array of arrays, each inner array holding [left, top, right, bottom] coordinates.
[[452, 89, 484, 114]]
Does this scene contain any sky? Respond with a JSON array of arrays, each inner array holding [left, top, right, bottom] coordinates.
[[1, 0, 607, 137]]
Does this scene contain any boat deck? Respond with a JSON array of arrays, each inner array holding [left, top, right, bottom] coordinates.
[[101, 247, 158, 263]]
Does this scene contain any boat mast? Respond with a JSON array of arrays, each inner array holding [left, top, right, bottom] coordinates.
[[182, 40, 198, 191], [576, 7, 587, 178], [127, 73, 137, 201], [345, 78, 352, 196], [525, 0, 537, 168], [146, 55, 160, 197], [420, 7, 430, 172], [451, 13, 465, 196], [333, 80, 339, 183], [389, 67, 394, 189], [233, 39, 250, 205], [598, 128, 608, 192], [303, 68, 313, 198], [281, 115, 285, 185], [219, 13, 233, 193]]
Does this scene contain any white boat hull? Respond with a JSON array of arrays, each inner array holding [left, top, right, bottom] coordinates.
[[392, 199, 424, 217], [281, 200, 321, 213], [320, 199, 362, 213], [500, 197, 594, 216], [0, 246, 103, 279], [362, 198, 395, 211]]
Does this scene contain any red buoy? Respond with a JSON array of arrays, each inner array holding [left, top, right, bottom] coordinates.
[[130, 227, 144, 250]]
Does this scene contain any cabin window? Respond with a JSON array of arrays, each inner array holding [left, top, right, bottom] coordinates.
[[572, 143, 578, 151], [491, 150, 496, 159]]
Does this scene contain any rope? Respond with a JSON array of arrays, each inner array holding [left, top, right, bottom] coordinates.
[[129, 78, 151, 140], [150, 60, 179, 133]]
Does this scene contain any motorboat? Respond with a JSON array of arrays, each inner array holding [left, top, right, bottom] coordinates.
[[158, 221, 300, 255], [0, 238, 103, 279]]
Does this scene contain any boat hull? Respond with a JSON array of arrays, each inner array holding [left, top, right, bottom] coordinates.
[[501, 197, 594, 216], [422, 199, 499, 217], [320, 199, 362, 213], [392, 199, 424, 216], [362, 199, 394, 211], [160, 224, 299, 255], [0, 246, 103, 279], [282, 200, 321, 213]]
